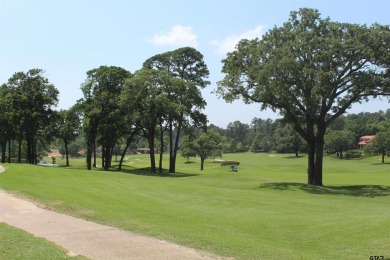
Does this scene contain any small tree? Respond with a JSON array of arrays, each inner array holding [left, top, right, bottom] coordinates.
[[273, 123, 304, 156], [57, 107, 81, 166], [180, 135, 197, 162], [372, 131, 390, 163], [325, 130, 354, 159], [191, 130, 223, 170]]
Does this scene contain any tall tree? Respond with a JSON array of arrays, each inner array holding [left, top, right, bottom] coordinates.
[[1, 82, 26, 163], [216, 8, 390, 185], [143, 47, 210, 173], [0, 84, 13, 163], [56, 107, 82, 166], [7, 69, 59, 164], [80, 66, 131, 170], [122, 69, 170, 172]]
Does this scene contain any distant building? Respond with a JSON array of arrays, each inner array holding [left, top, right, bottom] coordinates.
[[47, 149, 62, 157], [137, 148, 155, 154], [77, 150, 86, 156], [357, 135, 375, 148]]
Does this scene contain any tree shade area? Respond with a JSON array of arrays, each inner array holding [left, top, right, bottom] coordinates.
[[1, 9, 390, 186]]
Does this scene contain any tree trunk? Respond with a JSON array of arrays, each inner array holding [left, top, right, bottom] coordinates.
[[32, 139, 37, 165], [307, 141, 315, 185], [340, 149, 343, 159], [7, 139, 11, 163], [93, 141, 97, 168], [200, 157, 205, 170], [86, 129, 97, 170], [159, 150, 163, 173], [26, 134, 31, 164], [312, 125, 326, 186], [148, 132, 156, 172], [168, 120, 174, 173], [109, 145, 115, 167], [26, 133, 36, 165], [65, 140, 69, 166], [18, 135, 22, 163], [119, 137, 132, 171], [305, 118, 316, 185], [313, 146, 324, 186], [170, 117, 183, 173], [102, 145, 106, 169], [159, 121, 164, 173], [86, 141, 92, 170], [103, 144, 114, 171], [382, 150, 385, 164], [1, 141, 6, 163]]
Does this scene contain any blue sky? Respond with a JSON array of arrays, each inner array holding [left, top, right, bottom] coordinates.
[[1, 0, 389, 127]]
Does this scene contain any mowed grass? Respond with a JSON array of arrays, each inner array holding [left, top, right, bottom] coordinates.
[[0, 222, 87, 259], [0, 153, 389, 259]]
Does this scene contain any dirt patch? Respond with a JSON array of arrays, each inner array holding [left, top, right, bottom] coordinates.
[[49, 201, 64, 207], [78, 209, 95, 215]]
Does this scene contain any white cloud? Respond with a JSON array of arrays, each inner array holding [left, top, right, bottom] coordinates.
[[211, 25, 266, 55], [149, 25, 199, 47]]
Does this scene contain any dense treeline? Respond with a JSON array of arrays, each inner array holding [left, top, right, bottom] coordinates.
[[0, 69, 59, 164], [1, 61, 389, 171], [206, 110, 390, 157], [0, 47, 210, 173], [2, 71, 389, 170]]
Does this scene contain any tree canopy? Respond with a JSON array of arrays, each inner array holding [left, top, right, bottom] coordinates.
[[182, 129, 223, 170], [4, 69, 59, 164], [80, 66, 131, 170], [216, 8, 390, 185], [143, 47, 210, 173], [372, 131, 390, 163], [56, 107, 82, 166]]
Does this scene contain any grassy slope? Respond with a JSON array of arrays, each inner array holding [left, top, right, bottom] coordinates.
[[0, 222, 86, 259], [0, 153, 389, 259]]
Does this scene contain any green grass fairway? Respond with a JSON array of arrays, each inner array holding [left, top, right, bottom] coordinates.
[[1, 153, 389, 259]]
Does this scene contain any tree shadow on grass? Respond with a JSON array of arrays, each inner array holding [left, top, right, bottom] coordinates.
[[258, 182, 390, 198], [112, 166, 200, 178], [343, 157, 364, 161], [282, 155, 305, 159], [371, 162, 390, 165], [184, 161, 196, 164]]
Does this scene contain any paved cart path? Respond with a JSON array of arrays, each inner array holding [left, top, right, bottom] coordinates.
[[0, 165, 226, 260]]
